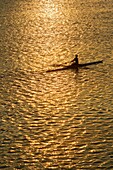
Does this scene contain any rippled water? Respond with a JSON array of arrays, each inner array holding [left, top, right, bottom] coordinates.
[[0, 0, 113, 169]]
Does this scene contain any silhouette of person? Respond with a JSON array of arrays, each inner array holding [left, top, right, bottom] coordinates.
[[71, 54, 79, 65]]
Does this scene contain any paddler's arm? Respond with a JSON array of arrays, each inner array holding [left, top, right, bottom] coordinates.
[[71, 58, 75, 63], [63, 59, 75, 65]]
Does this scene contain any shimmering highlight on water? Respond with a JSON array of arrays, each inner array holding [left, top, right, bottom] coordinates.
[[0, 0, 113, 169]]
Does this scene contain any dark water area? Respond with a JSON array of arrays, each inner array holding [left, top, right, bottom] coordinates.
[[0, 0, 113, 169]]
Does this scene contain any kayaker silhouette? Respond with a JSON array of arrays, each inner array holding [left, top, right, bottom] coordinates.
[[71, 54, 79, 66]]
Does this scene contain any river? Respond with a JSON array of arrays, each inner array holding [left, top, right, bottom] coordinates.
[[0, 0, 113, 169]]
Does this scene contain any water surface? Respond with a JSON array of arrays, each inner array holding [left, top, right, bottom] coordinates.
[[0, 0, 113, 169]]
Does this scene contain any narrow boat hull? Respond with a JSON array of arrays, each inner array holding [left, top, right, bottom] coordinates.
[[79, 60, 103, 67], [46, 60, 103, 72]]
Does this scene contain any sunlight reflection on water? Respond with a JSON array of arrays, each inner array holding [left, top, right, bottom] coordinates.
[[0, 0, 113, 169]]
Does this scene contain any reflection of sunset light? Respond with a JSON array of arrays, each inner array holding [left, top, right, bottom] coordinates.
[[43, 0, 59, 19]]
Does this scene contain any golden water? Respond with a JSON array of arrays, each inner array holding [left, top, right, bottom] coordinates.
[[0, 0, 113, 169]]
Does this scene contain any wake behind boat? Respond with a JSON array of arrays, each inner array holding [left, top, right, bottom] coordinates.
[[46, 60, 103, 72]]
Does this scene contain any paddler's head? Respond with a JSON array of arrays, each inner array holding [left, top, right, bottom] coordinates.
[[75, 54, 78, 58]]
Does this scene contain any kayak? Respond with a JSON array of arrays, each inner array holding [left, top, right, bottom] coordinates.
[[46, 60, 103, 72]]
